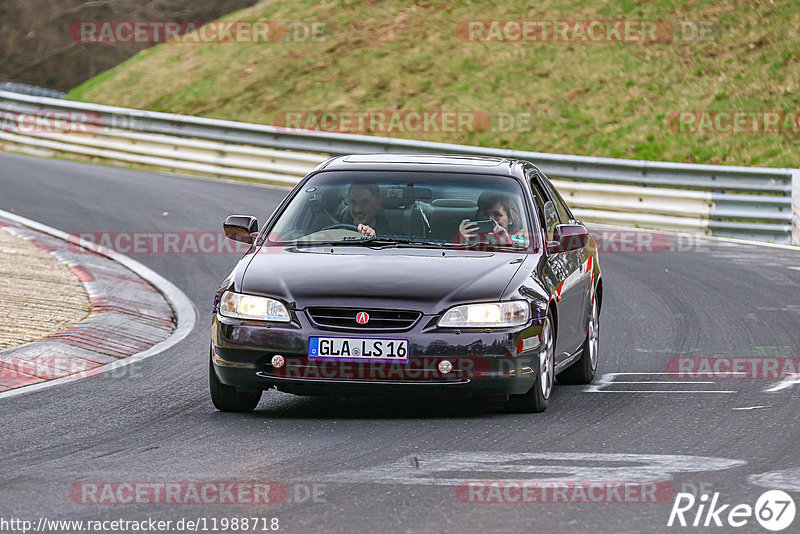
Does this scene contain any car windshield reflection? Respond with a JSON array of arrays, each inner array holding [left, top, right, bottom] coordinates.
[[266, 171, 537, 252]]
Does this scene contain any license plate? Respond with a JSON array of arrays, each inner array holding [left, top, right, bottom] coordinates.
[[308, 336, 409, 363]]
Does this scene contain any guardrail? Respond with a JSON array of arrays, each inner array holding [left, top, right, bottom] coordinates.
[[1, 90, 797, 244]]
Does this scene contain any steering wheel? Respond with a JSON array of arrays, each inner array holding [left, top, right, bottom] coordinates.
[[321, 223, 359, 232]]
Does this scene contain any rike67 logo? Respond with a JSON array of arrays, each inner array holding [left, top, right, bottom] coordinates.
[[668, 490, 796, 531]]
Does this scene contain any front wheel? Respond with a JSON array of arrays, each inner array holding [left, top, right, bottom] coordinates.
[[209, 353, 262, 412], [507, 316, 554, 413], [556, 297, 599, 385]]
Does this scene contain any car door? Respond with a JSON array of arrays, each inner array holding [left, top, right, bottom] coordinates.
[[528, 170, 588, 359]]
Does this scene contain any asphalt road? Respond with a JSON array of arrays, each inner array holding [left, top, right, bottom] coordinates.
[[1, 152, 799, 534]]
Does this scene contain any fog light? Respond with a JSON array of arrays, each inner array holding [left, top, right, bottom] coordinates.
[[438, 360, 453, 374], [271, 355, 285, 368]]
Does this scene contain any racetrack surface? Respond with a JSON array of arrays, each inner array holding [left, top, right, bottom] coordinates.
[[1, 152, 799, 533]]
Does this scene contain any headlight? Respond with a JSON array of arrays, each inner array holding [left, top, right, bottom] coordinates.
[[218, 291, 290, 322], [438, 301, 529, 328]]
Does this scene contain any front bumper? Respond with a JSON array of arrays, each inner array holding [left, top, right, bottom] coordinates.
[[211, 312, 544, 398]]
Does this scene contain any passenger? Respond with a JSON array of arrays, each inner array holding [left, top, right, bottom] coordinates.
[[458, 194, 525, 246], [340, 183, 391, 237]]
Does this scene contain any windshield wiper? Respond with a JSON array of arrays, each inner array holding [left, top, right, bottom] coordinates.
[[280, 237, 529, 251], [460, 242, 528, 252], [340, 237, 458, 249], [281, 237, 457, 249], [280, 240, 347, 248]]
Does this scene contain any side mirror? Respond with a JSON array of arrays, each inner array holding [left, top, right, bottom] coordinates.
[[547, 224, 589, 254], [223, 215, 259, 244]]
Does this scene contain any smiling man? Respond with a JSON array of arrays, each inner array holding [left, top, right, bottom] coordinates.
[[343, 182, 392, 237]]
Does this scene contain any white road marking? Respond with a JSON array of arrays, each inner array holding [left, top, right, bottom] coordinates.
[[612, 372, 747, 376], [612, 372, 682, 375], [634, 349, 701, 354], [763, 373, 800, 392], [750, 469, 800, 493], [584, 373, 737, 393], [582, 372, 620, 392], [589, 390, 736, 393], [612, 381, 716, 384], [732, 406, 770, 410], [311, 452, 746, 486]]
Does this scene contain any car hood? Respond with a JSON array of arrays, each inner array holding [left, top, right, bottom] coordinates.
[[239, 246, 528, 314]]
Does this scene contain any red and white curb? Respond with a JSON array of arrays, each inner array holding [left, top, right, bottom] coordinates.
[[0, 209, 196, 399]]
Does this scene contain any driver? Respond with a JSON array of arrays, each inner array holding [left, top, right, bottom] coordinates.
[[341, 182, 392, 237]]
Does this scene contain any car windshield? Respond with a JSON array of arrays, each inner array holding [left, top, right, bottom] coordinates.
[[265, 170, 537, 252]]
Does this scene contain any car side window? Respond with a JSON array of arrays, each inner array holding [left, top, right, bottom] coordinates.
[[543, 178, 574, 224], [526, 172, 546, 227], [529, 170, 560, 242]]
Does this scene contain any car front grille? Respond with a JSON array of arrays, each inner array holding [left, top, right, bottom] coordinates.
[[306, 307, 421, 331]]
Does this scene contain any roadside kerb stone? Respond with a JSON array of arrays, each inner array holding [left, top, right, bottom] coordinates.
[[0, 217, 177, 390], [0, 224, 89, 349]]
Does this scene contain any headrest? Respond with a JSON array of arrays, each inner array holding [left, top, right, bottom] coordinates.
[[476, 191, 497, 210], [383, 197, 406, 209], [431, 199, 477, 208]]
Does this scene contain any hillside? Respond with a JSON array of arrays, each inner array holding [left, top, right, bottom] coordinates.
[[68, 0, 800, 167], [0, 0, 259, 91]]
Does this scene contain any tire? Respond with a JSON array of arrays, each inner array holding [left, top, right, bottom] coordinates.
[[556, 296, 599, 385], [507, 316, 554, 413], [209, 354, 262, 412]]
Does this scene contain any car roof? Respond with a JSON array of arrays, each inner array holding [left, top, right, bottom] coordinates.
[[316, 154, 528, 177]]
